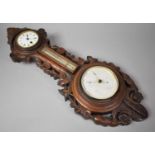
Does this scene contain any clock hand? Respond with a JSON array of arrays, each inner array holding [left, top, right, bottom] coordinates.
[[87, 81, 92, 84], [87, 80, 96, 84], [92, 71, 97, 77], [93, 74, 109, 84], [26, 35, 29, 40], [92, 71, 102, 81]]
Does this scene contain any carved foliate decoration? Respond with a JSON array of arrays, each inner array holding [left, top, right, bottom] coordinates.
[[7, 28, 148, 127]]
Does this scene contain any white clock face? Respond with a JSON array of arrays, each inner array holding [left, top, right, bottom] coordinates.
[[17, 30, 39, 48], [81, 66, 119, 100]]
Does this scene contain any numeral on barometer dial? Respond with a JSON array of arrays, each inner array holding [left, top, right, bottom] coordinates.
[[7, 28, 148, 127]]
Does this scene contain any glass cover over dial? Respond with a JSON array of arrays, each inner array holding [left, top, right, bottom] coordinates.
[[81, 66, 119, 100], [16, 30, 39, 48]]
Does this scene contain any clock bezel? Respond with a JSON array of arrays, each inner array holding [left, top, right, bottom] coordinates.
[[16, 30, 40, 49], [80, 65, 119, 100], [14, 29, 42, 51], [71, 62, 127, 113]]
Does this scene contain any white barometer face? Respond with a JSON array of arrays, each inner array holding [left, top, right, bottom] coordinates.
[[81, 66, 119, 100], [17, 30, 39, 48]]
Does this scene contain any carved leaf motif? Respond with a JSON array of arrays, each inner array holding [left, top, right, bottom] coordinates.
[[58, 79, 70, 86], [73, 57, 85, 65], [8, 27, 148, 127], [7, 28, 21, 45], [87, 56, 98, 63], [59, 88, 70, 101]]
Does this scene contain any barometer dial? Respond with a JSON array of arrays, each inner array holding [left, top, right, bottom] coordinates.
[[81, 66, 119, 99]]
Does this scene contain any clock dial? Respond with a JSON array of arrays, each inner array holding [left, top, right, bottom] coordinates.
[[16, 30, 39, 48], [81, 66, 119, 100]]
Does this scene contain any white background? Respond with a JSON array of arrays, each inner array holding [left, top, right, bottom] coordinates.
[[1, 23, 155, 132], [0, 0, 155, 155]]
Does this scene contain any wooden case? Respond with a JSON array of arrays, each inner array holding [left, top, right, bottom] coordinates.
[[7, 27, 148, 126]]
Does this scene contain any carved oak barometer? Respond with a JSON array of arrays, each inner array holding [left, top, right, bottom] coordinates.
[[7, 28, 148, 126]]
